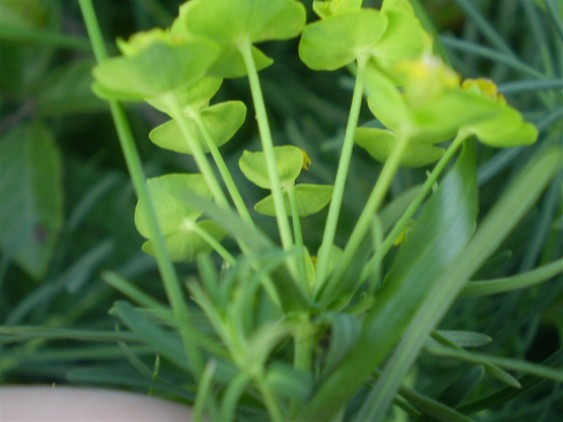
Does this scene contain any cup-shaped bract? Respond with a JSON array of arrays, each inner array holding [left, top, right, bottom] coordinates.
[[175, 0, 306, 77], [460, 79, 538, 147], [92, 31, 219, 102], [149, 101, 247, 155], [364, 58, 502, 142], [355, 127, 445, 168], [312, 0, 363, 19], [135, 174, 225, 262], [299, 0, 430, 72], [239, 145, 306, 190], [255, 184, 334, 217]]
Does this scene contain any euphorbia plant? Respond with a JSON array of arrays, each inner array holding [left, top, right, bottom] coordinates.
[[78, 0, 561, 420]]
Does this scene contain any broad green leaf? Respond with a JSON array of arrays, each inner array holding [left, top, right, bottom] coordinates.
[[135, 173, 210, 238], [355, 127, 445, 167], [0, 0, 61, 95], [254, 184, 334, 217], [301, 143, 478, 420], [149, 101, 247, 154], [312, 0, 362, 19], [142, 220, 226, 262], [36, 58, 104, 116], [239, 145, 304, 189], [182, 0, 306, 44], [299, 10, 387, 70], [92, 40, 219, 101], [0, 123, 63, 279]]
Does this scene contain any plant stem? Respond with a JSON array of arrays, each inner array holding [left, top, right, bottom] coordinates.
[[192, 224, 237, 266], [238, 42, 294, 252], [287, 185, 309, 287], [361, 131, 469, 288], [318, 130, 412, 302], [315, 56, 368, 287], [166, 97, 230, 208], [255, 373, 285, 422], [78, 0, 204, 378], [192, 113, 254, 225]]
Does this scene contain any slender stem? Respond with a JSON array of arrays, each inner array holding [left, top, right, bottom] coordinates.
[[78, 0, 204, 377], [318, 131, 412, 301], [192, 224, 237, 266], [255, 373, 285, 422], [361, 131, 469, 287], [287, 185, 308, 287], [166, 97, 229, 208], [192, 113, 254, 225], [290, 314, 314, 414], [315, 56, 368, 286], [238, 42, 294, 252]]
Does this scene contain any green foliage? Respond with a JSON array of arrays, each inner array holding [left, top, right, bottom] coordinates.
[[0, 123, 63, 279], [2, 0, 562, 421]]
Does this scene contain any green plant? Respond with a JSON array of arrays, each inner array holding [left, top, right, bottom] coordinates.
[[3, 0, 561, 420]]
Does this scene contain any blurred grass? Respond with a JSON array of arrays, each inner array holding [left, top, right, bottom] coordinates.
[[0, 0, 561, 420]]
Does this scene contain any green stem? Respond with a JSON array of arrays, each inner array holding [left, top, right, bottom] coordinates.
[[318, 130, 412, 301], [192, 224, 237, 266], [287, 185, 308, 288], [166, 97, 229, 208], [315, 56, 368, 286], [361, 131, 469, 288], [78, 0, 204, 378], [255, 373, 285, 422], [192, 113, 254, 225], [238, 42, 294, 252]]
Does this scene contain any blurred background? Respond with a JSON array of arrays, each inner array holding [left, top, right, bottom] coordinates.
[[0, 0, 561, 419]]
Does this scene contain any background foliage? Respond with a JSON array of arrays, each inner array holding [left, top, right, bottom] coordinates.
[[0, 0, 561, 420]]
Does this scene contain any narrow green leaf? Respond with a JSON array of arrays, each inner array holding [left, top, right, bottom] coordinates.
[[433, 330, 492, 348], [111, 301, 192, 371], [298, 142, 478, 420], [354, 146, 560, 420], [416, 366, 484, 422], [266, 363, 313, 403], [0, 123, 63, 279]]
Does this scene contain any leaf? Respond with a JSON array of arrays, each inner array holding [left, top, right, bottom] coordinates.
[[110, 301, 192, 371], [149, 101, 247, 154], [206, 44, 274, 79], [312, 0, 363, 19], [148, 76, 223, 114], [0, 123, 63, 279], [319, 313, 362, 375], [299, 9, 387, 70], [433, 330, 492, 348], [183, 0, 306, 45], [92, 40, 219, 101], [254, 184, 334, 217], [142, 220, 226, 262], [299, 142, 478, 420], [134, 174, 225, 261], [36, 58, 104, 115], [355, 127, 445, 167], [373, 0, 432, 71], [239, 145, 304, 189], [135, 174, 210, 238], [266, 363, 313, 403]]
